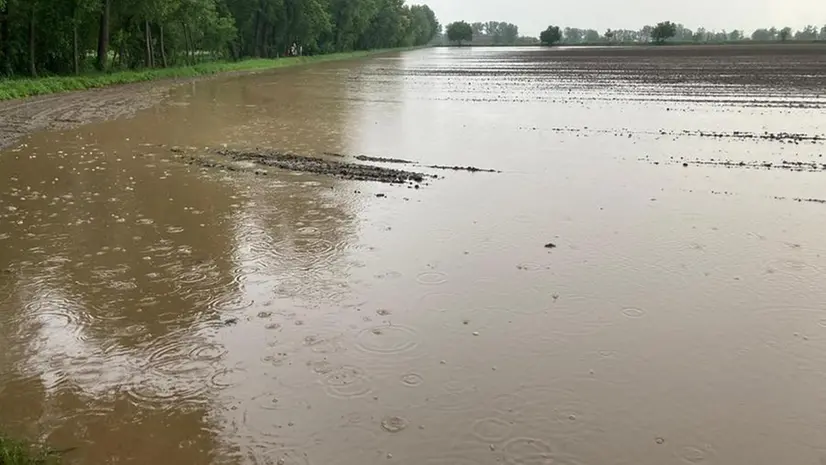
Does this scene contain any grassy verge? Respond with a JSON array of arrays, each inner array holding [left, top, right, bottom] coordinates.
[[0, 435, 57, 465], [0, 48, 413, 101]]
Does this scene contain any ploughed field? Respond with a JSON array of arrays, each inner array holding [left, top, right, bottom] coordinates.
[[1, 44, 825, 465]]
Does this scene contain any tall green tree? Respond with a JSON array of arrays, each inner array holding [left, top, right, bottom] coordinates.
[[445, 20, 471, 46], [651, 21, 676, 44], [540, 25, 561, 46], [0, 0, 439, 78]]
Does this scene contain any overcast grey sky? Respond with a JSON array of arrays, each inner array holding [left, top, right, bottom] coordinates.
[[421, 0, 826, 36]]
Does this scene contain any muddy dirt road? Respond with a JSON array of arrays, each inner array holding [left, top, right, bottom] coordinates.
[[0, 80, 179, 149], [2, 45, 826, 465]]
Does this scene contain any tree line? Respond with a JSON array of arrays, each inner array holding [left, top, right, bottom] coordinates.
[[540, 22, 826, 45], [444, 20, 538, 46], [0, 0, 440, 78]]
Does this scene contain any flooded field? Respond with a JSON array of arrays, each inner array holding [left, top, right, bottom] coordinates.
[[2, 44, 826, 464]]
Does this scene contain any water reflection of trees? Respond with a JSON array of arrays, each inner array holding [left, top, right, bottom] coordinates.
[[0, 60, 363, 463], [141, 61, 362, 155]]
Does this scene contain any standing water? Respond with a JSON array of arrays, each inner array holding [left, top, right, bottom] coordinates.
[[2, 46, 826, 465]]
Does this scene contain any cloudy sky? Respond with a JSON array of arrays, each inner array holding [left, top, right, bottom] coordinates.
[[420, 0, 826, 36]]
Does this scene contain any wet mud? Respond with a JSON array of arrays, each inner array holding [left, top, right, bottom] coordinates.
[[353, 154, 501, 173], [199, 148, 429, 183], [0, 80, 180, 149], [641, 156, 826, 172], [354, 154, 415, 164], [177, 148, 500, 183], [426, 164, 500, 173], [533, 126, 826, 144], [3, 45, 826, 465]]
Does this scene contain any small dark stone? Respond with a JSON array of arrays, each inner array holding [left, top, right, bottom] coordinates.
[[544, 243, 557, 249], [376, 193, 386, 198], [223, 318, 239, 326], [682, 162, 689, 167]]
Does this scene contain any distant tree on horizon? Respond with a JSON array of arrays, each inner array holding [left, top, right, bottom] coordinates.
[[540, 26, 562, 45], [446, 21, 473, 45], [651, 21, 677, 44], [550, 21, 822, 45], [445, 20, 526, 45], [584, 29, 601, 42]]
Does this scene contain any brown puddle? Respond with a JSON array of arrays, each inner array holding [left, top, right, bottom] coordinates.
[[2, 46, 826, 465]]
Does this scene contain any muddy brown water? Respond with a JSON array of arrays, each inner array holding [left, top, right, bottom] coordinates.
[[2, 45, 826, 465]]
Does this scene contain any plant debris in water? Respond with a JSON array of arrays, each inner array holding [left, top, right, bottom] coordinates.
[[0, 434, 61, 465], [426, 164, 500, 173], [175, 148, 501, 183], [212, 148, 429, 184], [349, 154, 500, 173], [355, 154, 414, 164], [175, 148, 431, 184]]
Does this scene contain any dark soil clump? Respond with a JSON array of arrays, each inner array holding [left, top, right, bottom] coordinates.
[[355, 155, 415, 164], [215, 148, 429, 184], [427, 164, 500, 173]]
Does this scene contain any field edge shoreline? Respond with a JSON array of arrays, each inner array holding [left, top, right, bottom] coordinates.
[[0, 47, 421, 150], [0, 47, 422, 102]]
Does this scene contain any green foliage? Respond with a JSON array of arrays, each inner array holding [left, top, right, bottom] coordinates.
[[451, 21, 525, 46], [0, 0, 439, 78], [445, 21, 472, 45], [540, 26, 561, 45], [484, 21, 518, 45], [651, 21, 677, 44], [561, 22, 825, 45], [0, 435, 58, 465]]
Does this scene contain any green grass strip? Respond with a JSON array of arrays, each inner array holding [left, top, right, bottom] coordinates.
[[0, 434, 58, 465]]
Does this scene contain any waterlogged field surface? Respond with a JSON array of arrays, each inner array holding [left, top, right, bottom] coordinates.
[[2, 45, 826, 465]]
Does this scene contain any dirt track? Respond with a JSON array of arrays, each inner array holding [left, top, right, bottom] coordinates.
[[0, 80, 180, 149]]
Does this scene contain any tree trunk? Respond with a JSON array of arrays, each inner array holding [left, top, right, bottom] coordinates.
[[96, 0, 110, 70], [0, 2, 11, 76], [180, 21, 189, 64], [159, 24, 167, 68], [144, 19, 152, 68], [253, 11, 264, 57], [262, 23, 270, 57], [29, 9, 36, 77], [116, 37, 125, 68], [149, 23, 155, 67], [73, 20, 79, 75], [184, 22, 193, 64]]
